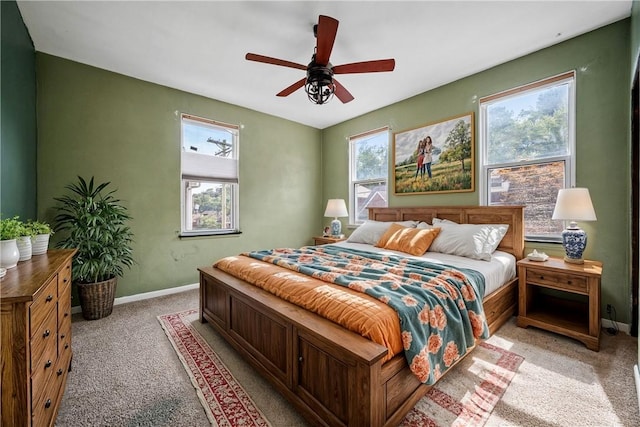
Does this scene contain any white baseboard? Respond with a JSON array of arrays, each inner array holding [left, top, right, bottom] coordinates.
[[635, 364, 640, 415], [601, 318, 631, 334], [71, 282, 199, 315]]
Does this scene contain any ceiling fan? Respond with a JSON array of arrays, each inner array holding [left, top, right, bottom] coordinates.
[[245, 15, 395, 105]]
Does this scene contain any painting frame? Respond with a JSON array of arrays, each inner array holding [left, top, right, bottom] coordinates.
[[393, 112, 475, 195]]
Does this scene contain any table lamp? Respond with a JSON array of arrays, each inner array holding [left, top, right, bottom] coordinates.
[[324, 199, 349, 237], [551, 188, 597, 264]]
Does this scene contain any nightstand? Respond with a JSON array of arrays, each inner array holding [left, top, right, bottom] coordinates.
[[517, 257, 603, 351], [313, 236, 346, 245]]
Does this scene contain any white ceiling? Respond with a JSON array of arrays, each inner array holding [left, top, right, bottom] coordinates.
[[18, 1, 632, 129]]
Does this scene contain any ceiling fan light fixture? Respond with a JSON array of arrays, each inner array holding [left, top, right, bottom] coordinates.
[[305, 65, 335, 105]]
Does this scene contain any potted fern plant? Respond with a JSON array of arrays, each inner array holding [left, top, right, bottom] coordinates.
[[54, 176, 134, 320]]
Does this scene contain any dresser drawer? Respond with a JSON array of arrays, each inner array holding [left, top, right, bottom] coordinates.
[[31, 304, 58, 375], [58, 280, 72, 327], [58, 261, 72, 298], [32, 369, 63, 427], [30, 275, 59, 337], [526, 268, 588, 293], [58, 313, 72, 359]]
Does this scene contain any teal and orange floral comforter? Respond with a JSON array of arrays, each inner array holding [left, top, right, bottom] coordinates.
[[246, 245, 489, 385]]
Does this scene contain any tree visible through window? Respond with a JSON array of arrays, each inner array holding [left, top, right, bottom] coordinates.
[[480, 72, 575, 240], [349, 128, 389, 224]]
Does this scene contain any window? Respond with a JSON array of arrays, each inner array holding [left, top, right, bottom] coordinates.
[[180, 114, 239, 236], [348, 127, 389, 225], [479, 72, 575, 241]]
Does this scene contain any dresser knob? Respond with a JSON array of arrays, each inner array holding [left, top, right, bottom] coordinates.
[[568, 280, 572, 284], [43, 329, 51, 338], [63, 278, 68, 283], [64, 312, 69, 317], [60, 333, 66, 339], [57, 368, 63, 376], [45, 360, 52, 369], [44, 399, 52, 409], [46, 295, 53, 302], [299, 356, 303, 362], [65, 343, 69, 349]]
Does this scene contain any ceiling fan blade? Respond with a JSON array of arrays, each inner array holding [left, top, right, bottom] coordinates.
[[246, 53, 306, 71], [276, 78, 306, 97], [333, 79, 354, 104], [333, 59, 396, 74], [315, 15, 339, 66]]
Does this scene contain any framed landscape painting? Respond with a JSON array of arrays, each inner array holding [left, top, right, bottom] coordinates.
[[393, 112, 474, 195]]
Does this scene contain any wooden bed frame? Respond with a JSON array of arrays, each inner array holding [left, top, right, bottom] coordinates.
[[199, 205, 524, 427]]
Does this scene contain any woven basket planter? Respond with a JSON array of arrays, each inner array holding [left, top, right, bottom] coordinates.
[[77, 278, 117, 320]]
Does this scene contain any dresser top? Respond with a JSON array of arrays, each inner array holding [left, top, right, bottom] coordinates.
[[1, 249, 76, 303]]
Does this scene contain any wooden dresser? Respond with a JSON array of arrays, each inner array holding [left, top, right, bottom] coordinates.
[[1, 249, 76, 427]]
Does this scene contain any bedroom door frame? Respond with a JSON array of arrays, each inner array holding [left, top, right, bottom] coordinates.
[[632, 55, 639, 337]]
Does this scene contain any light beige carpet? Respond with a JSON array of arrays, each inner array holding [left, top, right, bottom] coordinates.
[[160, 309, 524, 427], [56, 289, 639, 426]]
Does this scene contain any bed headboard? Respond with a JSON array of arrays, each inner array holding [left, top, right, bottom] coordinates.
[[368, 205, 525, 260]]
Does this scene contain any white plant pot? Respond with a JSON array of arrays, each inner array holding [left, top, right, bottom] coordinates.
[[17, 236, 32, 261], [1, 239, 20, 269], [31, 234, 50, 256]]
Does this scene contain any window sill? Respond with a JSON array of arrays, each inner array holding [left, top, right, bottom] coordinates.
[[179, 230, 242, 239]]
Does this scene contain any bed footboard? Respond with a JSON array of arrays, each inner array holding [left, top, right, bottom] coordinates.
[[199, 266, 432, 427]]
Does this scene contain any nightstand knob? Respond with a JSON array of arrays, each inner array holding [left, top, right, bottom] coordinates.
[[568, 280, 572, 284]]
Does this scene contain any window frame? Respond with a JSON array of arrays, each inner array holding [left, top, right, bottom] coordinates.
[[478, 71, 576, 242], [348, 126, 390, 226], [180, 113, 240, 237]]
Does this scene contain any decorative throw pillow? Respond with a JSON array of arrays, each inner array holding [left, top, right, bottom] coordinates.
[[347, 220, 418, 245], [375, 223, 441, 256], [429, 218, 509, 261]]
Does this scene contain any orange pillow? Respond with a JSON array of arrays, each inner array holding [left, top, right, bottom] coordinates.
[[375, 223, 441, 256]]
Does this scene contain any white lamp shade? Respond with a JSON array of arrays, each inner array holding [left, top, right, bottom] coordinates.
[[552, 188, 597, 221], [324, 199, 349, 218]]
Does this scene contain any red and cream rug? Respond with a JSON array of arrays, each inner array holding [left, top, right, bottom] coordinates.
[[158, 309, 523, 427]]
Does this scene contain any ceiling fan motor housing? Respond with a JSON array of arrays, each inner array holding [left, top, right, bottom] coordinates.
[[305, 61, 335, 104]]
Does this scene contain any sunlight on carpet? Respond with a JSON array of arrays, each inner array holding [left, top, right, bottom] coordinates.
[[159, 309, 524, 427]]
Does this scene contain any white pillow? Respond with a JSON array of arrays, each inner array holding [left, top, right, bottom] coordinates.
[[347, 220, 418, 245], [429, 218, 509, 261], [416, 221, 436, 229]]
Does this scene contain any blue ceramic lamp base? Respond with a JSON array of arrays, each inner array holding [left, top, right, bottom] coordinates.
[[562, 222, 587, 264], [330, 218, 342, 236]]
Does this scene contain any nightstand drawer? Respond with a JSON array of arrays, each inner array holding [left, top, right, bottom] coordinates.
[[526, 268, 587, 293], [313, 236, 346, 245]]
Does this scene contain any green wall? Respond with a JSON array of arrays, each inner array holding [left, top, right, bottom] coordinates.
[[323, 20, 632, 324], [1, 0, 37, 219], [36, 54, 322, 297]]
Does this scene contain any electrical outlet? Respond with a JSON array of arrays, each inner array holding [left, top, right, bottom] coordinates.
[[606, 304, 612, 314]]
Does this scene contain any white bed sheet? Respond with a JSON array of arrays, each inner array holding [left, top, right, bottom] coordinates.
[[331, 241, 516, 297]]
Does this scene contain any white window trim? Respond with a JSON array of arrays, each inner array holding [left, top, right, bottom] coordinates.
[[348, 126, 390, 226], [180, 113, 240, 237], [478, 71, 576, 240]]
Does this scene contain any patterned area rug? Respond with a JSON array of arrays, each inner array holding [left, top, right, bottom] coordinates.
[[158, 309, 271, 427], [158, 309, 523, 427]]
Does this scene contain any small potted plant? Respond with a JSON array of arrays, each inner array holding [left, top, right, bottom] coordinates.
[[26, 220, 54, 255], [54, 176, 134, 320], [0, 216, 24, 269], [16, 220, 33, 262]]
